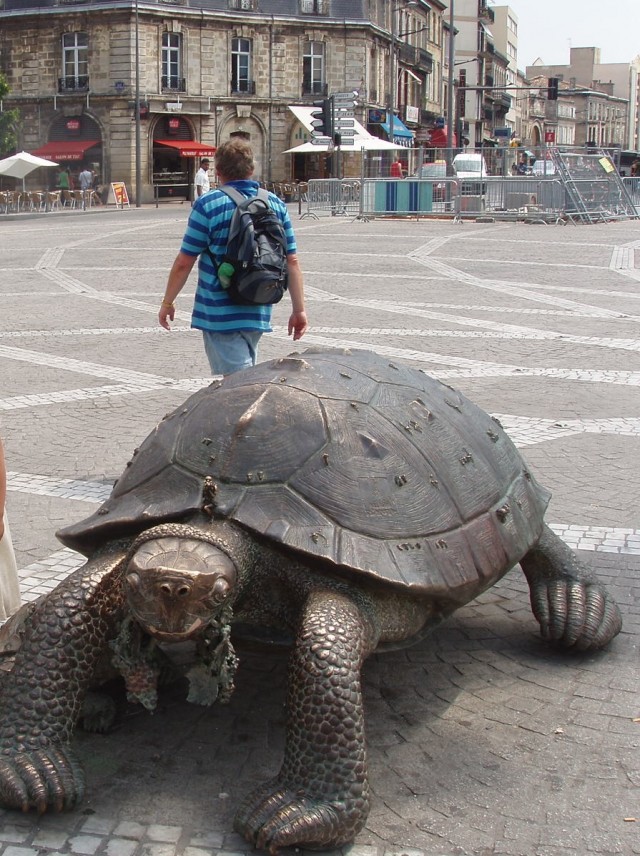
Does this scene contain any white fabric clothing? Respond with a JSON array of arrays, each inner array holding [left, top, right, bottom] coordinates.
[[0, 512, 21, 620], [194, 166, 211, 197], [79, 169, 93, 191]]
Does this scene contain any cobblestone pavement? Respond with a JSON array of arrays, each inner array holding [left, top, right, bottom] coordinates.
[[0, 206, 638, 856]]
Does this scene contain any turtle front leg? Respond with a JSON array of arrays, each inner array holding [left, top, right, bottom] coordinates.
[[520, 524, 622, 650], [234, 587, 378, 853], [0, 549, 126, 813]]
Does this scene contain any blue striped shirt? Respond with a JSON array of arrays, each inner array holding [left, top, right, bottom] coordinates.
[[181, 180, 297, 332]]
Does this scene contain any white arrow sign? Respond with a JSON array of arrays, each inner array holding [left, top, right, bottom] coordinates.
[[310, 136, 332, 145], [334, 119, 355, 128]]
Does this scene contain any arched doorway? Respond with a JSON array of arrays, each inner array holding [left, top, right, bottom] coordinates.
[[32, 113, 103, 190], [152, 116, 215, 201]]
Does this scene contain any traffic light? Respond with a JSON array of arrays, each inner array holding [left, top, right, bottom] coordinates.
[[547, 77, 559, 100], [310, 98, 333, 138]]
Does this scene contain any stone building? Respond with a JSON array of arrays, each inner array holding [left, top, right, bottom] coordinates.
[[526, 47, 637, 151], [0, 0, 445, 202]]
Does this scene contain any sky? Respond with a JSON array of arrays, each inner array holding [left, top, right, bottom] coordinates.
[[502, 0, 640, 70]]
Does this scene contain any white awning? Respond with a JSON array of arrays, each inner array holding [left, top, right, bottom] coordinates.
[[285, 105, 404, 153]]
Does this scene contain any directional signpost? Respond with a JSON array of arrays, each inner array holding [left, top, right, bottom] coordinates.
[[331, 92, 358, 151], [307, 92, 359, 173]]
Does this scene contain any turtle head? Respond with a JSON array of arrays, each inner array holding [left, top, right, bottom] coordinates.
[[123, 524, 237, 641]]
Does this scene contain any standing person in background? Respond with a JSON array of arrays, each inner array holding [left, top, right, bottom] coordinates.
[[78, 166, 93, 192], [0, 438, 21, 620], [390, 157, 405, 178], [57, 167, 69, 191], [159, 139, 308, 376], [193, 158, 211, 202]]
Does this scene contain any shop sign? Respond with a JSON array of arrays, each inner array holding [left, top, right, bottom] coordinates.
[[405, 105, 419, 124], [368, 108, 387, 124], [66, 118, 81, 133]]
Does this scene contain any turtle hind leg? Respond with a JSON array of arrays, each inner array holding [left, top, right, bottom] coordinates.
[[520, 524, 622, 651]]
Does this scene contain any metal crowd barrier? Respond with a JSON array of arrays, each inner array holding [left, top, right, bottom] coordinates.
[[359, 177, 460, 219], [621, 177, 640, 214], [300, 178, 360, 219], [482, 177, 565, 221], [301, 177, 568, 222]]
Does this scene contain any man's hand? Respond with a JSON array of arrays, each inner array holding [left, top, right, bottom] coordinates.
[[288, 311, 308, 341], [158, 302, 175, 331]]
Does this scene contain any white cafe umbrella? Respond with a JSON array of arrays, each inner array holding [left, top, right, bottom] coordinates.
[[0, 151, 59, 190]]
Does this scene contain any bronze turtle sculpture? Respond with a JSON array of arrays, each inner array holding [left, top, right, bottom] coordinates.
[[0, 347, 622, 853]]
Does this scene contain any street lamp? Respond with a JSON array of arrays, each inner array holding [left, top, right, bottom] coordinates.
[[134, 0, 141, 208], [388, 0, 418, 144], [446, 0, 456, 171]]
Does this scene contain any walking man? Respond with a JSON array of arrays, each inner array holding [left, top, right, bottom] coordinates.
[[159, 139, 307, 376]]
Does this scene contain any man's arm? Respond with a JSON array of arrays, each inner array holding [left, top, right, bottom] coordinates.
[[286, 253, 308, 341], [158, 251, 197, 330]]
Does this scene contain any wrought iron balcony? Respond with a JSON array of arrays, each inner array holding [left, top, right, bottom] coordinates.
[[162, 76, 186, 92], [58, 76, 89, 92], [302, 81, 328, 96], [231, 79, 256, 94], [416, 48, 433, 73], [398, 42, 417, 64]]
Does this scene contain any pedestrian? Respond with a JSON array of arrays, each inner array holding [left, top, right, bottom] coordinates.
[[193, 158, 211, 201], [631, 159, 640, 177], [78, 166, 93, 191], [159, 138, 308, 376], [0, 437, 21, 620], [390, 157, 405, 178], [57, 167, 70, 190]]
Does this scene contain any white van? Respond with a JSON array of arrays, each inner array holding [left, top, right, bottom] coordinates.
[[453, 153, 488, 195]]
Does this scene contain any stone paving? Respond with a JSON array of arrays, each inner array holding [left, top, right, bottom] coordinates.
[[0, 205, 638, 856]]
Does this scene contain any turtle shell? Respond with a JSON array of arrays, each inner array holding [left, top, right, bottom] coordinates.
[[58, 348, 550, 598]]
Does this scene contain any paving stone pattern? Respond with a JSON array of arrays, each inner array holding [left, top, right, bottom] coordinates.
[[0, 207, 638, 856]]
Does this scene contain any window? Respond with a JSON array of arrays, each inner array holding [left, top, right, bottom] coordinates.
[[231, 38, 254, 94], [61, 32, 88, 91], [300, 0, 329, 14], [303, 41, 325, 95], [162, 32, 184, 91], [229, 0, 255, 7]]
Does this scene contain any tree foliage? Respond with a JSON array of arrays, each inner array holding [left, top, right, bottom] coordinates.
[[0, 72, 20, 157]]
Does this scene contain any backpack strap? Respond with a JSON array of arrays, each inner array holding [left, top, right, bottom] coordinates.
[[218, 184, 245, 206], [218, 184, 271, 207]]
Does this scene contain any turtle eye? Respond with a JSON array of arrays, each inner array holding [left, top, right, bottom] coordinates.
[[211, 576, 231, 603]]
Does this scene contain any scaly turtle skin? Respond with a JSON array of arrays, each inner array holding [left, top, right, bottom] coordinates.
[[0, 348, 622, 853]]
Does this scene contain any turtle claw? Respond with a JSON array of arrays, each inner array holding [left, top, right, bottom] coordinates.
[[235, 779, 362, 853], [529, 578, 622, 651], [0, 746, 85, 814]]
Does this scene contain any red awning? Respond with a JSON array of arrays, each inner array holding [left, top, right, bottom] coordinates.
[[30, 140, 101, 162], [155, 139, 216, 157]]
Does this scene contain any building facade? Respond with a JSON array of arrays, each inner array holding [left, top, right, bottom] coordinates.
[[526, 47, 637, 151], [0, 0, 447, 202]]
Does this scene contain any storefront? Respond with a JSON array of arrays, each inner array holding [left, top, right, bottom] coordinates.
[[152, 118, 215, 200], [31, 114, 103, 189]]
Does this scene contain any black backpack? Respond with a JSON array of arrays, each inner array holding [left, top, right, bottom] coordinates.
[[209, 185, 289, 306]]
